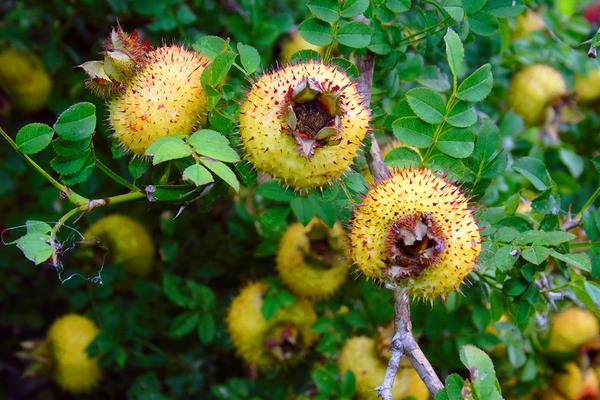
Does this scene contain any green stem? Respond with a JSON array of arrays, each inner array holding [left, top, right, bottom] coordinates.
[[0, 126, 88, 205], [324, 22, 339, 63], [575, 185, 600, 221], [93, 148, 139, 191], [423, 92, 457, 162], [541, 282, 571, 293]]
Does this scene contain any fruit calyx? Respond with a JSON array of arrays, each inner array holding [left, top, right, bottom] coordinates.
[[384, 212, 446, 281], [263, 322, 305, 363], [284, 77, 342, 157]]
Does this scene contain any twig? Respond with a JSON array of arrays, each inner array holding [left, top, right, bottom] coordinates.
[[356, 51, 443, 398]]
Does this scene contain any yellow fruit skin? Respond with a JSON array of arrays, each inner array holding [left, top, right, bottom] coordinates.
[[227, 281, 317, 368], [575, 69, 600, 102], [550, 363, 599, 400], [84, 214, 155, 277], [512, 10, 545, 39], [239, 62, 370, 189], [0, 49, 51, 112], [109, 45, 210, 155], [280, 32, 325, 63], [349, 168, 481, 300], [47, 314, 101, 393], [338, 337, 428, 400], [548, 308, 599, 353], [276, 219, 349, 298], [507, 64, 567, 125]]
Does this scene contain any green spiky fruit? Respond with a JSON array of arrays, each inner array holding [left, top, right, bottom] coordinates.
[[109, 45, 210, 155], [338, 336, 428, 400], [507, 64, 567, 125], [0, 48, 51, 113], [227, 281, 317, 368], [239, 62, 370, 189], [280, 31, 325, 63], [83, 214, 155, 277], [276, 219, 349, 298], [548, 308, 599, 353], [47, 314, 101, 393], [349, 168, 481, 301]]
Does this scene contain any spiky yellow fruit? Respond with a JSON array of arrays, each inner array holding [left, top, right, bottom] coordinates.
[[109, 45, 210, 154], [548, 308, 599, 353], [512, 9, 545, 39], [507, 64, 567, 125], [0, 48, 51, 113], [575, 68, 600, 102], [276, 219, 349, 298], [47, 314, 101, 393], [349, 168, 480, 300], [546, 363, 600, 400], [83, 214, 155, 277], [227, 281, 317, 368], [239, 62, 370, 189], [280, 31, 325, 63], [339, 337, 428, 400]]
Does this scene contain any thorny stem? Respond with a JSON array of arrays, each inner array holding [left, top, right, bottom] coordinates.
[[0, 126, 88, 206], [356, 51, 442, 398]]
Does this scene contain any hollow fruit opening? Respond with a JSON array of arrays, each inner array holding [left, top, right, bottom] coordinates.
[[263, 322, 305, 363]]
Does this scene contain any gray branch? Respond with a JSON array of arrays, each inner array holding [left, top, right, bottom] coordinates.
[[356, 52, 443, 399]]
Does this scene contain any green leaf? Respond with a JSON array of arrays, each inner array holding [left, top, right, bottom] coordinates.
[[392, 117, 434, 148], [512, 157, 550, 191], [290, 196, 316, 225], [308, 0, 339, 23], [340, 370, 356, 397], [290, 49, 322, 64], [459, 345, 503, 400], [188, 129, 240, 162], [444, 374, 465, 400], [457, 64, 493, 102], [54, 102, 97, 141], [336, 21, 371, 48], [444, 0, 465, 21], [169, 311, 200, 337], [550, 251, 592, 272], [387, 0, 411, 13], [193, 35, 227, 58], [197, 313, 216, 343], [26, 220, 52, 234], [256, 181, 295, 202], [406, 87, 446, 124], [61, 160, 94, 185], [475, 121, 500, 160], [469, 11, 499, 36], [521, 246, 550, 265], [53, 137, 92, 157], [341, 0, 369, 18], [128, 157, 149, 179], [163, 274, 194, 308], [384, 146, 422, 168], [299, 17, 334, 46], [330, 57, 359, 79], [201, 48, 236, 87], [436, 128, 475, 158], [484, 0, 525, 17], [427, 154, 466, 181], [512, 230, 576, 246], [145, 136, 192, 165], [50, 153, 90, 175], [182, 163, 214, 187], [559, 148, 584, 178], [447, 101, 477, 128], [200, 159, 240, 191], [237, 43, 260, 75], [444, 28, 464, 78], [16, 233, 53, 265], [15, 123, 54, 154]]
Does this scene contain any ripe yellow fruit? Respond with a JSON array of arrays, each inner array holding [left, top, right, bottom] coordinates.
[[47, 314, 101, 393], [109, 45, 210, 154], [227, 281, 317, 368], [338, 336, 428, 400], [512, 10, 545, 39], [548, 308, 599, 353], [547, 363, 600, 400], [83, 214, 155, 277], [239, 62, 370, 189], [280, 31, 325, 63], [276, 219, 350, 298], [575, 68, 600, 102], [507, 64, 567, 125], [0, 48, 51, 113], [349, 168, 480, 300]]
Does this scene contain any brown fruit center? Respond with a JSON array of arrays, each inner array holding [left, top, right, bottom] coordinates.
[[384, 212, 446, 280], [284, 77, 341, 158], [302, 222, 341, 269], [263, 322, 305, 363]]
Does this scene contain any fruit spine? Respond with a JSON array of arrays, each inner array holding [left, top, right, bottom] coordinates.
[[349, 168, 481, 300], [226, 281, 317, 368], [276, 219, 349, 298], [239, 62, 370, 189]]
